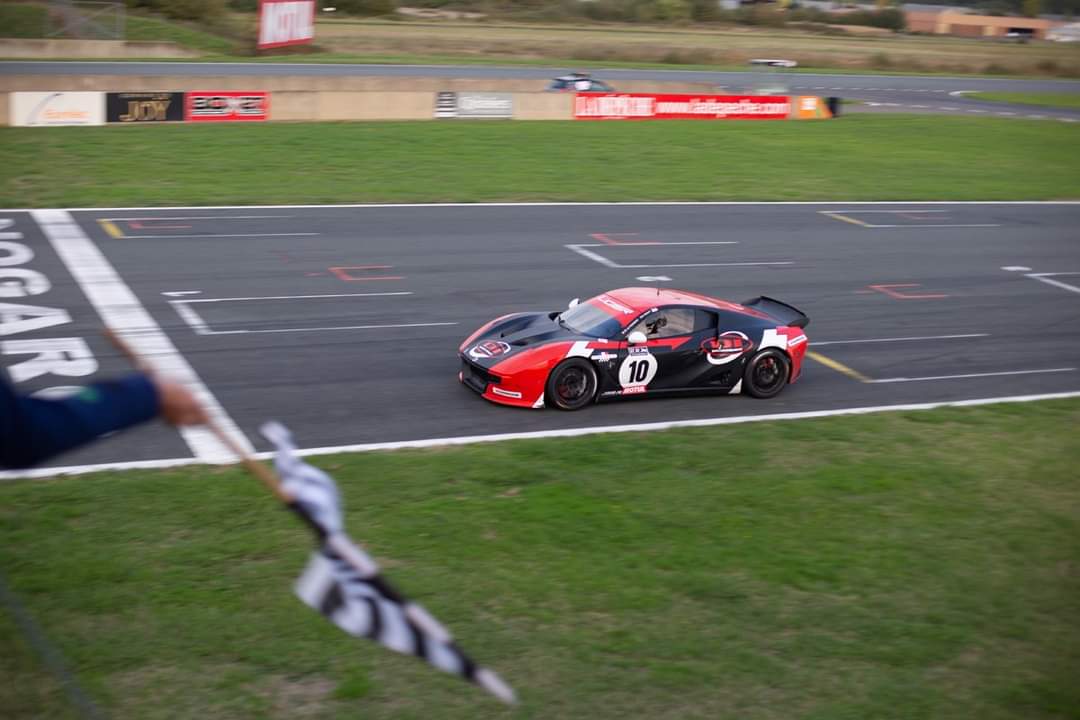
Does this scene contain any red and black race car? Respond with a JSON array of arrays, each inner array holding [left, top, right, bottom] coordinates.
[[458, 287, 809, 410]]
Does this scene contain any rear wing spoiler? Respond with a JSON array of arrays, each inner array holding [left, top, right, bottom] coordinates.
[[741, 296, 809, 329]]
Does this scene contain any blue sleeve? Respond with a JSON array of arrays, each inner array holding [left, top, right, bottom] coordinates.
[[1, 375, 160, 469]]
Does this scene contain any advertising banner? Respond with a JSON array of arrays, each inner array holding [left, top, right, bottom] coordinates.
[[258, 0, 315, 49], [106, 92, 184, 123], [185, 92, 270, 122], [792, 96, 834, 120], [434, 92, 514, 119], [11, 92, 104, 127], [434, 91, 457, 119], [574, 94, 791, 121], [456, 92, 513, 119]]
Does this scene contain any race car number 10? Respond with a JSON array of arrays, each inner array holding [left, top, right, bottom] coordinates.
[[619, 354, 658, 388]]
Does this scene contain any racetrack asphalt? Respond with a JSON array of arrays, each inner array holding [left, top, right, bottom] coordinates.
[[2, 202, 1078, 475], [3, 61, 1080, 120]]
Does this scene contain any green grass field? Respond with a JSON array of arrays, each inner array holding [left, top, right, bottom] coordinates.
[[2, 399, 1078, 719], [968, 92, 1080, 110], [2, 115, 1079, 207]]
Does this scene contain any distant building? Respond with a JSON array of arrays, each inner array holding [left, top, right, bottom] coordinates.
[[904, 9, 1058, 39]]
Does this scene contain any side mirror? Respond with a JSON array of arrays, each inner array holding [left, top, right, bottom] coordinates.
[[628, 331, 647, 345], [568, 298, 579, 309]]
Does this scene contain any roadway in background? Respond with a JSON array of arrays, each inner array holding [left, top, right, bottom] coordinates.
[[2, 202, 1078, 475]]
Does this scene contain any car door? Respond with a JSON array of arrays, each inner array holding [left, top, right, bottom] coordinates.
[[615, 307, 700, 395]]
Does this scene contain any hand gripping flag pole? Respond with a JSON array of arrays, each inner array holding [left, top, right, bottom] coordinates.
[[105, 331, 517, 705]]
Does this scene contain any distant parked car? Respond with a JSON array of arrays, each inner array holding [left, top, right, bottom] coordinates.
[[546, 72, 615, 93]]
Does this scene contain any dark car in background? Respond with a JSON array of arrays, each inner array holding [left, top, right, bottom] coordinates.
[[546, 72, 615, 93]]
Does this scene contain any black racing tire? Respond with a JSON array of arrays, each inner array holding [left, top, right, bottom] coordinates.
[[743, 348, 791, 399], [545, 358, 598, 411]]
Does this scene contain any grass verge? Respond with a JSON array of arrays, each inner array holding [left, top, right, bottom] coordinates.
[[1, 398, 1078, 719], [124, 14, 239, 56], [967, 91, 1080, 110], [0, 3, 48, 39], [2, 115, 1079, 208]]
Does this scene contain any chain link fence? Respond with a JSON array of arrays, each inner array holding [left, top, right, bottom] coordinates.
[[44, 0, 125, 40]]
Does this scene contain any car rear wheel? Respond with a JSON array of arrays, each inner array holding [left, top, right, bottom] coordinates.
[[546, 358, 598, 411], [743, 349, 790, 399]]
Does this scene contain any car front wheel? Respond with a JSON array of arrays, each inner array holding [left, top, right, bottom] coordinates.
[[743, 349, 790, 399], [546, 358, 598, 410]]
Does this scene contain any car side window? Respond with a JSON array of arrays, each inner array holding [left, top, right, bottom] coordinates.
[[633, 308, 696, 338], [694, 310, 718, 333]]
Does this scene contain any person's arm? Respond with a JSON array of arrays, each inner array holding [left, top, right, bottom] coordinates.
[[2, 374, 161, 468]]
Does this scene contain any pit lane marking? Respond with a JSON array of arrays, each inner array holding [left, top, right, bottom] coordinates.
[[566, 242, 791, 269], [168, 291, 457, 335], [806, 351, 872, 383], [820, 210, 1000, 229], [1025, 272, 1080, 295]]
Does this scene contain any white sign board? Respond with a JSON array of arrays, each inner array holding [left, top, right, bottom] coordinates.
[[258, 0, 316, 49], [11, 92, 105, 127]]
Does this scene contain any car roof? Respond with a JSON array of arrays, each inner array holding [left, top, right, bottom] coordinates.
[[590, 287, 771, 326]]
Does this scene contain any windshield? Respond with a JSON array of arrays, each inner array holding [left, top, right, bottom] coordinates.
[[558, 302, 623, 338]]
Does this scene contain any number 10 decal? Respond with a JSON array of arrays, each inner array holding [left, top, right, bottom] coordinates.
[[619, 350, 658, 390]]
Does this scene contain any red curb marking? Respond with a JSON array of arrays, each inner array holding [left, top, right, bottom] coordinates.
[[867, 283, 948, 300], [329, 266, 404, 282]]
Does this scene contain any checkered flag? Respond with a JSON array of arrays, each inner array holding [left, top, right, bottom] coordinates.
[[261, 422, 516, 705]]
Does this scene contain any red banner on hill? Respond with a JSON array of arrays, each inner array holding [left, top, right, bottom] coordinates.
[[258, 0, 315, 50], [574, 94, 792, 120]]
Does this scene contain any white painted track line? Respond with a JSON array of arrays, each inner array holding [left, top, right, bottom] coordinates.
[[123, 233, 320, 239], [3, 201, 1080, 213], [3, 391, 1079, 480], [870, 368, 1075, 383], [1027, 273, 1080, 295], [29, 209, 253, 463], [179, 292, 413, 303], [100, 215, 294, 220], [813, 333, 989, 346]]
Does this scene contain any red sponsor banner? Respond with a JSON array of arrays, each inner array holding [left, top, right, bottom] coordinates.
[[185, 92, 270, 122], [258, 0, 315, 50], [574, 93, 791, 120]]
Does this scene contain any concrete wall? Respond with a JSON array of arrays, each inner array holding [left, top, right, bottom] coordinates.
[[514, 93, 572, 120], [0, 39, 202, 59], [0, 74, 719, 94]]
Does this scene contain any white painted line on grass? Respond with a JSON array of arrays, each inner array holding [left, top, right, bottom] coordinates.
[[29, 209, 252, 463], [4, 391, 1080, 480], [3, 201, 1079, 213], [870, 368, 1074, 383], [813, 333, 989, 346]]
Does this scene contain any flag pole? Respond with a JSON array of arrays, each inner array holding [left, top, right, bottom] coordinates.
[[104, 329, 292, 503]]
